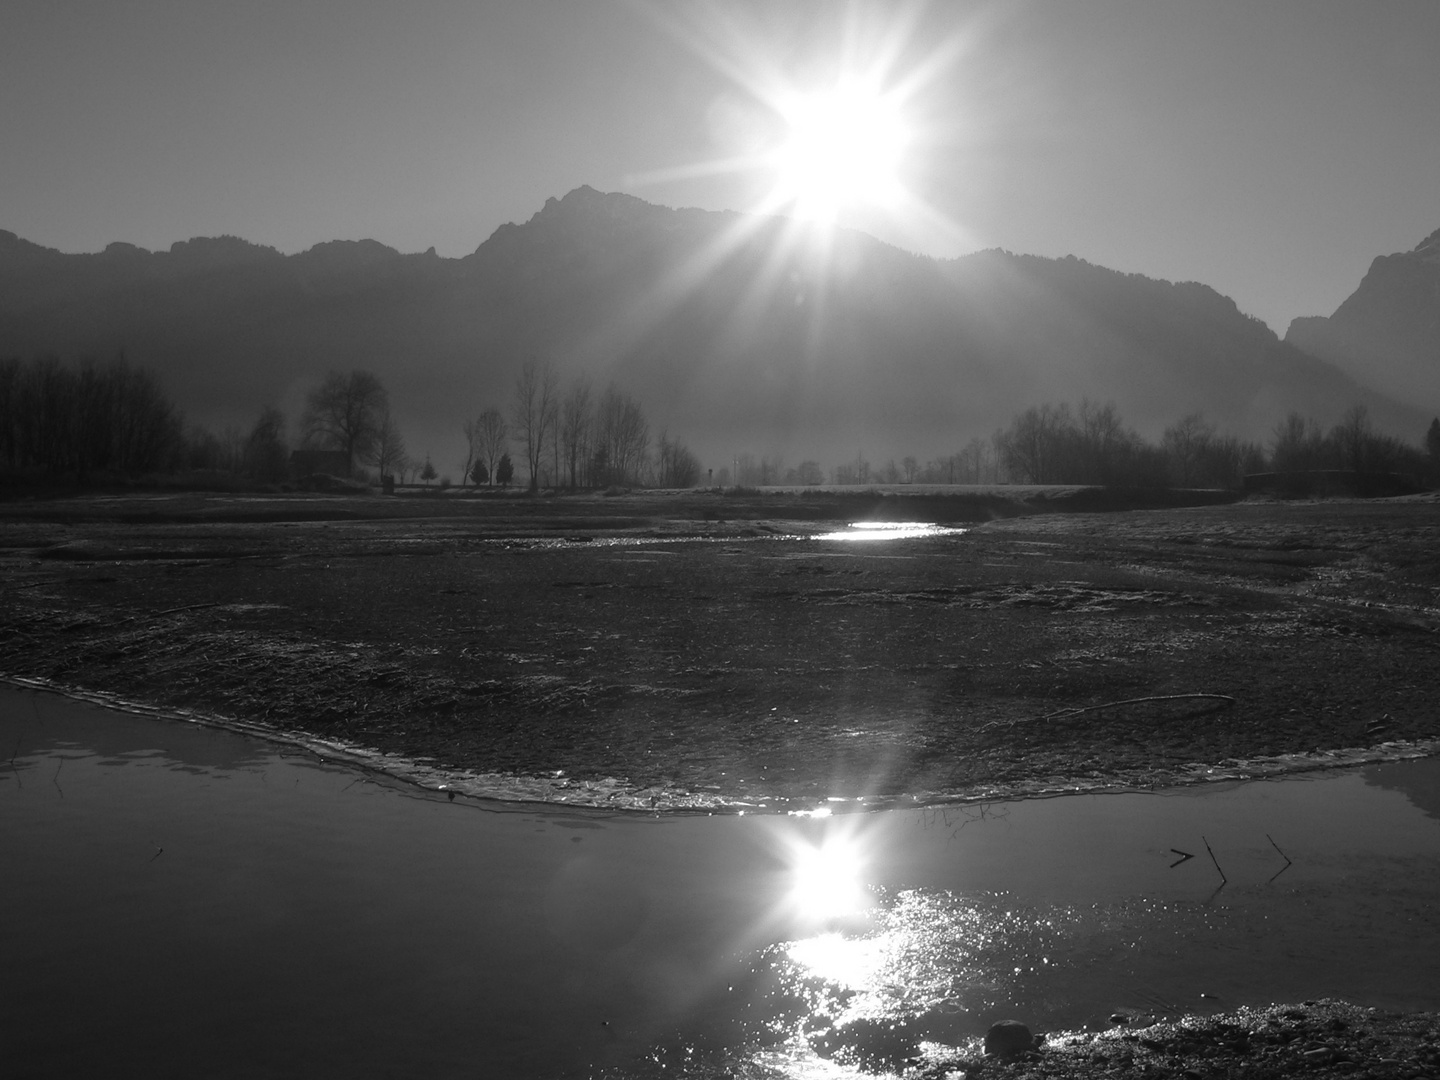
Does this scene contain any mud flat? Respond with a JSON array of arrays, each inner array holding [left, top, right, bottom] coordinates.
[[2, 487, 1439, 809]]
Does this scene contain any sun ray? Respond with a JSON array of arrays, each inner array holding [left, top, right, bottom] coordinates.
[[629, 0, 973, 237], [577, 3, 990, 398]]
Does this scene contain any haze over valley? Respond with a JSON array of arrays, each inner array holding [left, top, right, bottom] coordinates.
[[3, 187, 1434, 477]]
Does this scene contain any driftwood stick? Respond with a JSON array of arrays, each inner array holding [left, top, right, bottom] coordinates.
[[152, 602, 223, 618], [977, 693, 1236, 732], [1202, 834, 1227, 884], [1041, 693, 1237, 722], [1267, 833, 1293, 866]]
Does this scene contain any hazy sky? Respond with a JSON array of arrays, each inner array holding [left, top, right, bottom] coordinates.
[[3, 0, 1437, 334]]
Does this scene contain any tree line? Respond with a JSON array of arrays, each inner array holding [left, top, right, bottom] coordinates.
[[0, 355, 182, 478], [724, 402, 1440, 490], [6, 354, 1438, 494], [991, 400, 1436, 489], [460, 358, 701, 491]]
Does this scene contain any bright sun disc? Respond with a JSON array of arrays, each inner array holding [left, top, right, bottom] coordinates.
[[770, 83, 909, 220], [789, 835, 868, 921]]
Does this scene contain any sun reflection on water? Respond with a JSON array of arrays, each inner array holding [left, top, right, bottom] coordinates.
[[742, 816, 1100, 1075], [787, 834, 870, 922], [786, 932, 886, 990], [750, 889, 1068, 1077], [813, 522, 968, 541]]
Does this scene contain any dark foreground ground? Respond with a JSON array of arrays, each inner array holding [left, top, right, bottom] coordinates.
[[902, 1001, 1440, 1080], [2, 485, 1439, 809], [605, 1001, 1440, 1079], [4, 486, 1440, 1077]]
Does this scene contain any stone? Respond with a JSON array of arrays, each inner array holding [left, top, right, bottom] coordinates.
[[985, 1020, 1035, 1059]]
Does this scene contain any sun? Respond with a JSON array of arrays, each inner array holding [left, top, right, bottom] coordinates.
[[628, 2, 967, 238], [769, 81, 911, 222]]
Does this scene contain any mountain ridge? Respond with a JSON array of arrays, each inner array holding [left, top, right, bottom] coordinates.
[[2, 190, 1429, 469], [1285, 227, 1439, 410]]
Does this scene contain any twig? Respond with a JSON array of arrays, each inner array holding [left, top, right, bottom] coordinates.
[[1266, 833, 1294, 882], [1201, 834, 1226, 884], [1169, 848, 1194, 868], [148, 847, 164, 863], [1266, 834, 1292, 866], [52, 758, 64, 799], [1044, 694, 1237, 722]]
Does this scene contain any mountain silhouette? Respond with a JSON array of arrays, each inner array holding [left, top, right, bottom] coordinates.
[[1, 188, 1426, 469], [1286, 227, 1440, 411]]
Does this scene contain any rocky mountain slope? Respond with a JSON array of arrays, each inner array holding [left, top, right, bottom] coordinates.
[[1286, 227, 1440, 412]]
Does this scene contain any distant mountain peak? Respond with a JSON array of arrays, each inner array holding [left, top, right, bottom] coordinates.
[[1284, 226, 1440, 407], [297, 238, 402, 264], [534, 185, 665, 225], [167, 235, 282, 268], [1412, 226, 1440, 262], [101, 241, 150, 259]]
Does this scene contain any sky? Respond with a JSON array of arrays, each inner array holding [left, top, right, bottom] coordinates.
[[3, 0, 1438, 335]]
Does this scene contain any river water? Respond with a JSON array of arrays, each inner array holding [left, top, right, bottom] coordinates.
[[3, 686, 1438, 1078]]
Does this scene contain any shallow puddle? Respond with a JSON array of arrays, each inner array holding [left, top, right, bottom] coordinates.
[[2, 687, 1438, 1077]]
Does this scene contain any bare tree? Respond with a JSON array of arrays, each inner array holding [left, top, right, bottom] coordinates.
[[1077, 399, 1135, 485], [1332, 404, 1372, 474], [474, 407, 507, 488], [367, 407, 407, 480], [1162, 412, 1216, 486], [243, 406, 289, 482], [1271, 412, 1326, 472], [512, 358, 559, 492], [996, 403, 1074, 483], [655, 430, 701, 487], [461, 417, 481, 487], [302, 370, 388, 473], [593, 384, 649, 486], [793, 460, 824, 485], [560, 377, 592, 488]]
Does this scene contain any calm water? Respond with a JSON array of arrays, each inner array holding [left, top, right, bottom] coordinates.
[[3, 687, 1438, 1078]]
